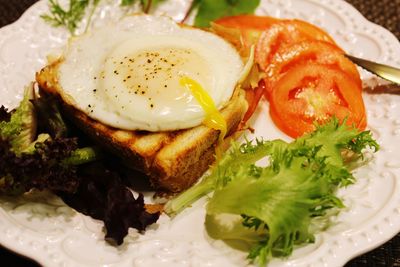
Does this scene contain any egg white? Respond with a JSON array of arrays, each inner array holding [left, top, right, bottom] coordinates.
[[57, 15, 244, 131]]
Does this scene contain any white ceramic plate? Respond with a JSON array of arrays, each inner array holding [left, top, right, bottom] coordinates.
[[1, 0, 400, 266]]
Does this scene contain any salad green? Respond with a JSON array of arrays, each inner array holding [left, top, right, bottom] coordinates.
[[165, 119, 378, 265], [0, 83, 37, 154], [0, 84, 99, 195], [0, 85, 160, 244], [192, 0, 261, 27]]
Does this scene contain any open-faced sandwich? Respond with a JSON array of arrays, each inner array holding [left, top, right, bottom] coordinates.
[[36, 15, 251, 193]]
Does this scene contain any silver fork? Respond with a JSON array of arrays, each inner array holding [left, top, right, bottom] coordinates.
[[345, 55, 400, 85]]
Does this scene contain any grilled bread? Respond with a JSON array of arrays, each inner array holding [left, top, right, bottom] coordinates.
[[36, 62, 248, 193]]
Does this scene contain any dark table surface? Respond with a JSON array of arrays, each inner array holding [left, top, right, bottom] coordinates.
[[0, 0, 400, 266]]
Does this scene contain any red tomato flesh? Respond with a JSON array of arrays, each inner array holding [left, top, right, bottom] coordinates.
[[213, 15, 367, 138], [214, 15, 279, 30], [264, 40, 362, 97], [269, 63, 366, 138], [255, 20, 340, 70]]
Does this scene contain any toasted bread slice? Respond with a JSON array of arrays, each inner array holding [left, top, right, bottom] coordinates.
[[36, 62, 248, 193]]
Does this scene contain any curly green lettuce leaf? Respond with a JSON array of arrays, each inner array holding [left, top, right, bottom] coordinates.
[[165, 120, 378, 217], [291, 118, 379, 168], [0, 83, 36, 154], [205, 213, 267, 252], [164, 139, 278, 215], [206, 145, 347, 265], [205, 120, 378, 265], [166, 119, 378, 265]]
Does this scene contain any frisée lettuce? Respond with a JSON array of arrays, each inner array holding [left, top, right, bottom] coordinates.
[[165, 119, 379, 265]]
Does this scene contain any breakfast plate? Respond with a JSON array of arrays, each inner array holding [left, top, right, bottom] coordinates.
[[1, 0, 400, 266]]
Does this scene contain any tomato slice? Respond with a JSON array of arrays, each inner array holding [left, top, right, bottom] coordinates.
[[255, 20, 340, 70], [264, 40, 361, 97], [269, 63, 366, 138], [212, 15, 367, 138], [214, 15, 279, 30]]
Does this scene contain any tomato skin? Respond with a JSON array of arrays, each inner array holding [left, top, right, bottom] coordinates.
[[255, 20, 340, 70], [287, 20, 337, 45], [269, 63, 366, 138], [263, 40, 362, 97], [213, 15, 366, 138], [255, 23, 299, 70], [214, 15, 279, 30]]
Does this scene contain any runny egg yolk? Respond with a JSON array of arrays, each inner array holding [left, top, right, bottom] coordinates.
[[179, 76, 227, 156]]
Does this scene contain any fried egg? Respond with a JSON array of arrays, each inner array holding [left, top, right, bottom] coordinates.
[[57, 15, 244, 131]]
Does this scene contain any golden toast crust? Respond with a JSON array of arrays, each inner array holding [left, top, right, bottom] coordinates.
[[36, 63, 248, 193]]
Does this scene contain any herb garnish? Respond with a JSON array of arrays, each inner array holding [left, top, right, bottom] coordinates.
[[41, 0, 91, 35], [41, 0, 261, 34], [41, 0, 165, 35]]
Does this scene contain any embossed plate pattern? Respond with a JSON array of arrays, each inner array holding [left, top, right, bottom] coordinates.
[[0, 0, 400, 266]]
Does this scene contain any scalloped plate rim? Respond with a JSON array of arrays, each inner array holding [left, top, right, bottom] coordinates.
[[0, 0, 400, 266]]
